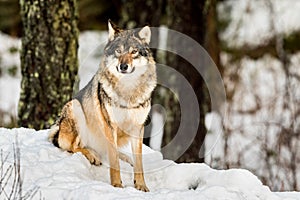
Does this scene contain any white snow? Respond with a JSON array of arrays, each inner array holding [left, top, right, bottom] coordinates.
[[78, 31, 107, 89], [0, 0, 300, 195], [0, 127, 298, 200], [219, 0, 300, 47], [0, 32, 21, 123], [205, 53, 300, 190], [209, 0, 300, 191], [149, 107, 165, 151], [0, 75, 20, 123]]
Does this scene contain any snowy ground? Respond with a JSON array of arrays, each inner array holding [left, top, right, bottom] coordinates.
[[0, 127, 299, 200], [1, 0, 300, 196]]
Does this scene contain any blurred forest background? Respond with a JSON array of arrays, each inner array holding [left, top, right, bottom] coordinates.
[[0, 0, 299, 191]]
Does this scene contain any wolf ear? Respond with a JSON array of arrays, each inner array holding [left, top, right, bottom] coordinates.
[[108, 20, 120, 41], [138, 26, 151, 44]]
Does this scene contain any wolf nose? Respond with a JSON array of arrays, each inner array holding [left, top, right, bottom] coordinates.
[[120, 63, 128, 71]]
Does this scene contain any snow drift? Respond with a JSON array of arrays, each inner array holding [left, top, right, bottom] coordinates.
[[0, 128, 298, 200]]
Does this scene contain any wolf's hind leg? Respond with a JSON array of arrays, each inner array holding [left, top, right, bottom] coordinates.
[[59, 128, 102, 165], [56, 101, 101, 166], [71, 136, 102, 166], [58, 127, 102, 165]]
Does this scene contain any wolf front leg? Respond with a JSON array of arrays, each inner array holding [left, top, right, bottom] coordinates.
[[107, 125, 123, 188], [131, 126, 149, 192]]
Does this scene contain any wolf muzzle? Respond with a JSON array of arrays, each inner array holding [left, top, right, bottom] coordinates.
[[117, 63, 135, 74]]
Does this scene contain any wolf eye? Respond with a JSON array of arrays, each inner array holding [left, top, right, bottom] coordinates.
[[115, 49, 121, 54], [139, 49, 148, 57], [131, 49, 138, 54]]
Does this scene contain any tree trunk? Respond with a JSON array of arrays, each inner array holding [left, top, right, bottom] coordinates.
[[205, 0, 222, 73], [163, 0, 209, 163], [204, 0, 224, 111], [18, 0, 79, 129]]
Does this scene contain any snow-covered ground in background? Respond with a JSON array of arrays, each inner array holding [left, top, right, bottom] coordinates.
[[209, 0, 300, 191], [0, 32, 21, 124], [78, 31, 107, 89], [219, 0, 300, 47], [0, 127, 298, 200]]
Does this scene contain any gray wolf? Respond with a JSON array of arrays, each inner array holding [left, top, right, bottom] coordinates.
[[49, 20, 156, 192]]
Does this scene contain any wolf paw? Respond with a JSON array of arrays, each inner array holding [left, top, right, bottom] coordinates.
[[86, 151, 102, 166], [89, 156, 102, 166], [112, 183, 123, 188], [134, 184, 149, 192]]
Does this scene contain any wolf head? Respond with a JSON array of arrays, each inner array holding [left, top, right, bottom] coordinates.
[[100, 21, 156, 106], [103, 20, 153, 77]]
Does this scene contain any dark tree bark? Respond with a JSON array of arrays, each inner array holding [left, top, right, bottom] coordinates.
[[163, 0, 210, 163], [0, 0, 21, 36], [119, 0, 163, 29], [204, 0, 224, 111], [18, 0, 79, 129], [205, 0, 222, 73]]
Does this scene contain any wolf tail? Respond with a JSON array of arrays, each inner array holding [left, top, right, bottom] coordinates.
[[48, 123, 60, 147]]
